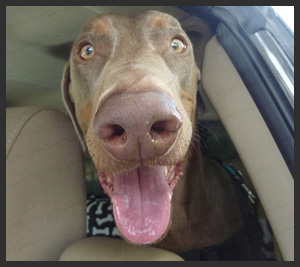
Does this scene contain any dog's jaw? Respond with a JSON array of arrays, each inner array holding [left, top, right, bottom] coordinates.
[[97, 162, 182, 244]]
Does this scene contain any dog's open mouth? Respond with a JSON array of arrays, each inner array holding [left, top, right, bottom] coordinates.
[[97, 162, 182, 244]]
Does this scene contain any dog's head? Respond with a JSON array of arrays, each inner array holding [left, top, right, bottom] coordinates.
[[62, 10, 200, 244]]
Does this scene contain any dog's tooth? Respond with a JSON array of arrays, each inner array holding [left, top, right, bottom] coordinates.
[[169, 192, 173, 201], [165, 166, 168, 177]]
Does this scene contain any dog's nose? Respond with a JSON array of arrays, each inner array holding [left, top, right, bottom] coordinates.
[[94, 91, 182, 161]]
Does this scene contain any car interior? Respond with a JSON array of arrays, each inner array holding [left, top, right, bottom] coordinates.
[[6, 6, 294, 261]]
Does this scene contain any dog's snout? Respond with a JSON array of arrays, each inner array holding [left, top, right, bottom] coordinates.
[[94, 91, 182, 161]]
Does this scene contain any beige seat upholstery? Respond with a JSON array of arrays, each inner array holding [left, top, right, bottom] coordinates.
[[59, 237, 184, 261], [6, 106, 184, 261], [6, 107, 86, 260]]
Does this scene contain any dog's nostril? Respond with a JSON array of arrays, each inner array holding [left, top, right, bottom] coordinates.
[[105, 125, 127, 148], [150, 118, 182, 141], [111, 124, 125, 137], [102, 124, 127, 148], [151, 121, 166, 134], [151, 117, 182, 133], [97, 123, 126, 142]]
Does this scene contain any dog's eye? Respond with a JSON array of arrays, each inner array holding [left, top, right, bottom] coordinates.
[[80, 44, 95, 60], [170, 38, 187, 54]]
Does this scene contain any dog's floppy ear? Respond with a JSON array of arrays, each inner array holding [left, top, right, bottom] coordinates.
[[61, 63, 87, 153]]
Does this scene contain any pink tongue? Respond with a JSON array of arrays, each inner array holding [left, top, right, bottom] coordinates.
[[112, 165, 172, 244]]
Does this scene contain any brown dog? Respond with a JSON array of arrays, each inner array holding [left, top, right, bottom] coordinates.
[[62, 11, 242, 253]]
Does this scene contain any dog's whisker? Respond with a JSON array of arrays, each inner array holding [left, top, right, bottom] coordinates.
[[196, 122, 220, 143], [192, 132, 208, 150], [192, 131, 201, 138], [191, 136, 201, 147], [190, 139, 202, 156]]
